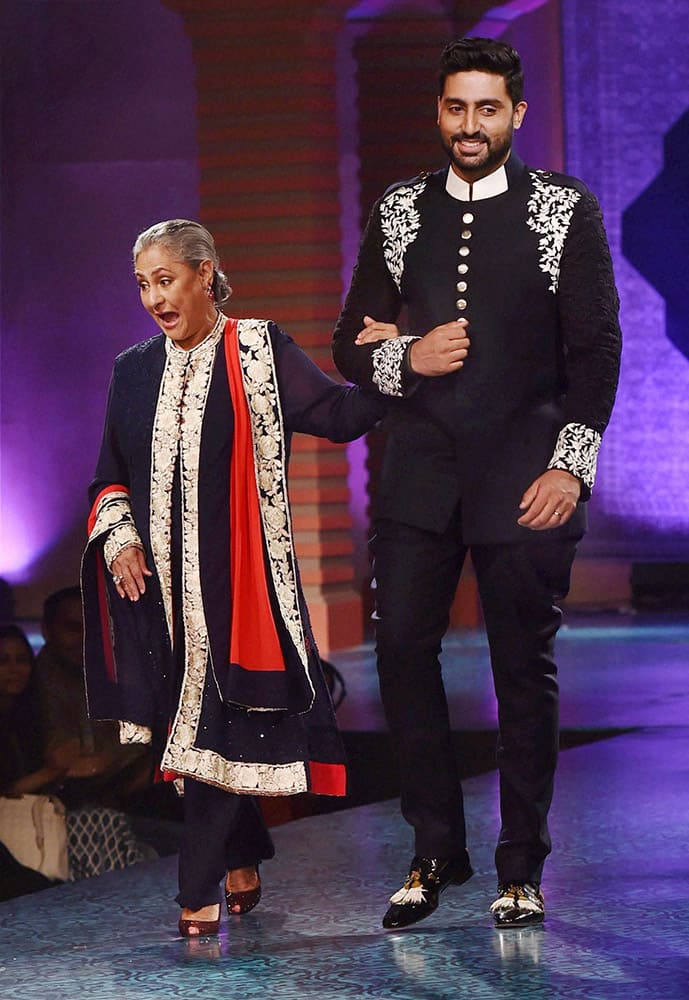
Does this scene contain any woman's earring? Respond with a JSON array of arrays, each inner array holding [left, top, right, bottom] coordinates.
[[206, 284, 215, 300]]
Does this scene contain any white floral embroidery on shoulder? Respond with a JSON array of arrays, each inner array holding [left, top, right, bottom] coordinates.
[[527, 171, 582, 293], [380, 180, 427, 290]]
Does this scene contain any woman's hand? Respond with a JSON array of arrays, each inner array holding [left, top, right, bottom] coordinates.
[[355, 315, 402, 345], [110, 545, 152, 601]]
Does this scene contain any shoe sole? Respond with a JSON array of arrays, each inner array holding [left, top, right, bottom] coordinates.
[[493, 914, 545, 929]]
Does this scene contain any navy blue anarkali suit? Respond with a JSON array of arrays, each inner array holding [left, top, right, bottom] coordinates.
[[82, 316, 384, 806]]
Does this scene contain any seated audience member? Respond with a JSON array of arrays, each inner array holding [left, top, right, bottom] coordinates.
[[0, 621, 151, 893], [0, 623, 64, 898], [35, 586, 153, 809]]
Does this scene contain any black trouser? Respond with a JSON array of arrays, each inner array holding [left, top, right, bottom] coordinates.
[[371, 512, 579, 885], [176, 778, 275, 910]]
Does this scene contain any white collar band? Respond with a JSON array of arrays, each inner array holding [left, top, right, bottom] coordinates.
[[445, 164, 509, 202]]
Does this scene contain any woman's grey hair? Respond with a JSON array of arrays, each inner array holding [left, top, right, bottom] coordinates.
[[132, 219, 232, 305]]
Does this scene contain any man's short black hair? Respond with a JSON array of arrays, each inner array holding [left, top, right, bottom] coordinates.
[[42, 585, 81, 629], [438, 37, 524, 106]]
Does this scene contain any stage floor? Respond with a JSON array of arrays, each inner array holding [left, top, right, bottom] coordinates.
[[1, 613, 689, 999]]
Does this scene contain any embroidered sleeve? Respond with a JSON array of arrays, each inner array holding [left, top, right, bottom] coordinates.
[[103, 524, 144, 570], [119, 720, 152, 745], [333, 185, 425, 390], [89, 491, 144, 570], [557, 190, 621, 439], [372, 336, 420, 396], [547, 422, 602, 490]]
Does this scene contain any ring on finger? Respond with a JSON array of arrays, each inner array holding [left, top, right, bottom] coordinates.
[[113, 574, 124, 585], [553, 510, 562, 518]]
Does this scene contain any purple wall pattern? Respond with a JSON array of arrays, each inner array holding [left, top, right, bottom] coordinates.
[[561, 0, 689, 558], [0, 1, 199, 613]]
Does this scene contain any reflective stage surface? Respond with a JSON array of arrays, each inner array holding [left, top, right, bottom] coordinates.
[[1, 614, 688, 999]]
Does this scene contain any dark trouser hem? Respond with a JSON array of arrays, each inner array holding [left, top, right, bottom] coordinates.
[[176, 778, 275, 910]]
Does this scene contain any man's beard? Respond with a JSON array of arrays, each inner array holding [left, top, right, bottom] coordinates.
[[441, 127, 513, 179]]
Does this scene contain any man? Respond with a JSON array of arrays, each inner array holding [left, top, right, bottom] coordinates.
[[332, 37, 621, 929]]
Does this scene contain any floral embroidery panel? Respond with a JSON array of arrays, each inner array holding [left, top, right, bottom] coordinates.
[[527, 172, 582, 293], [380, 180, 426, 291]]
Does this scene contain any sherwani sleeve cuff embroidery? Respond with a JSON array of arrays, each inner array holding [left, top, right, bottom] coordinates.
[[372, 336, 421, 396], [547, 422, 602, 490], [119, 720, 152, 745]]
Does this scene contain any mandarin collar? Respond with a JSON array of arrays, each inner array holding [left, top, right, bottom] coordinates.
[[445, 163, 508, 201], [444, 153, 527, 201]]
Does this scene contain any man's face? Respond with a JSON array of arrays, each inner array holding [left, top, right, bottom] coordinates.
[[437, 70, 527, 181], [44, 596, 83, 668]]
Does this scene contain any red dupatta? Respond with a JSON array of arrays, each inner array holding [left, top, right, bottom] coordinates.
[[224, 318, 286, 674]]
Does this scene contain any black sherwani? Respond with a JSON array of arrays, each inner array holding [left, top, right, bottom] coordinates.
[[332, 155, 621, 882]]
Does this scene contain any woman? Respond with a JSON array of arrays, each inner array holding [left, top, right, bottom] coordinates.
[[82, 220, 386, 936], [0, 624, 64, 799], [0, 624, 148, 894]]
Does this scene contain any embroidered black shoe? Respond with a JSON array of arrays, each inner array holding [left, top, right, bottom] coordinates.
[[490, 882, 545, 928], [382, 854, 473, 930]]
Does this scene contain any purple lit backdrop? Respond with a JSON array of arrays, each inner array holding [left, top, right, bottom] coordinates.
[[561, 0, 689, 558], [0, 1, 199, 613], [3, 0, 689, 618]]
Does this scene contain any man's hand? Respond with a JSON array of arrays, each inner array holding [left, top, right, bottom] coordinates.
[[409, 320, 470, 376], [517, 469, 581, 530], [110, 545, 152, 602], [355, 315, 401, 344]]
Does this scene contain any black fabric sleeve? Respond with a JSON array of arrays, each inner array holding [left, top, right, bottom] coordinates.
[[557, 190, 622, 433], [88, 370, 130, 507], [332, 200, 412, 392], [271, 324, 386, 441]]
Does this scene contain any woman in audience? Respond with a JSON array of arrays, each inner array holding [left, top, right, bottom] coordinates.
[[0, 623, 149, 895]]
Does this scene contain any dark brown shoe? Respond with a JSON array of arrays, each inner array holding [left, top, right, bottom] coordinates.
[[178, 904, 221, 937], [225, 866, 261, 916]]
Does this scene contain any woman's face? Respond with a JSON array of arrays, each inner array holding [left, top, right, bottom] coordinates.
[[0, 635, 32, 698], [135, 245, 217, 351]]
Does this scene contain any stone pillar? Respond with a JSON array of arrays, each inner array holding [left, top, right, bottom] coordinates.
[[167, 0, 365, 650]]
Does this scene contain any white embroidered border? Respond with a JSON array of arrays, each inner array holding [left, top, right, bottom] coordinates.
[[372, 336, 419, 397], [145, 315, 316, 792], [89, 492, 136, 544], [167, 753, 307, 797], [547, 421, 601, 489], [149, 315, 228, 782], [526, 172, 581, 293], [380, 181, 426, 290], [103, 524, 143, 570], [119, 720, 152, 745], [235, 318, 311, 693]]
